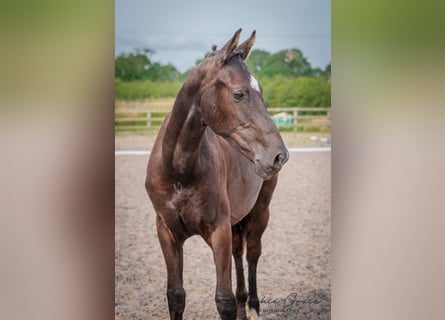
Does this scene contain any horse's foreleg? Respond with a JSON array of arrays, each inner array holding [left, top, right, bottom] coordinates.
[[206, 223, 237, 320], [232, 222, 248, 320], [156, 216, 186, 320], [246, 177, 276, 319], [246, 207, 270, 319]]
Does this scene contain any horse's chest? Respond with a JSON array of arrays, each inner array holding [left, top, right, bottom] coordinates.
[[170, 185, 196, 213], [164, 184, 215, 233]]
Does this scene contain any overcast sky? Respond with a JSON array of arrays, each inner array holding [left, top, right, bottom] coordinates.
[[116, 0, 331, 72]]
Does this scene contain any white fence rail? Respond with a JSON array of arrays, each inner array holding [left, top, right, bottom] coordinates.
[[115, 107, 330, 132]]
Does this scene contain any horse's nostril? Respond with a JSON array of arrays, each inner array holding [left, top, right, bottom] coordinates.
[[273, 153, 286, 167]]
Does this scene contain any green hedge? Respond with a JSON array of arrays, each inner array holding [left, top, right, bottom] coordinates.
[[115, 76, 330, 109], [115, 78, 182, 100], [259, 76, 331, 108]]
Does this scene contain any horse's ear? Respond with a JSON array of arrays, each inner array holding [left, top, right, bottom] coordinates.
[[219, 28, 242, 64], [237, 30, 256, 61]]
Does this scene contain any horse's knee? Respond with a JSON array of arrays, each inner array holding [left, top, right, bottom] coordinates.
[[215, 293, 237, 319], [167, 288, 186, 314], [236, 287, 248, 304]]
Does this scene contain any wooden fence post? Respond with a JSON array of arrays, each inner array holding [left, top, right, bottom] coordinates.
[[293, 109, 298, 132], [146, 110, 151, 130]]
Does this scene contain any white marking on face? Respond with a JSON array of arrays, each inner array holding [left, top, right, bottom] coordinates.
[[250, 74, 260, 93]]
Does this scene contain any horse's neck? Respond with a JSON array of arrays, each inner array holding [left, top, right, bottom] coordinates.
[[162, 81, 205, 180]]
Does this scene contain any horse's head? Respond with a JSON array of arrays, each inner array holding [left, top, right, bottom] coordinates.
[[198, 29, 289, 180]]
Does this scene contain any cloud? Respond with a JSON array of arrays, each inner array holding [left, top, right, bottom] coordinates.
[[143, 34, 210, 52], [115, 32, 213, 72], [116, 32, 211, 54]]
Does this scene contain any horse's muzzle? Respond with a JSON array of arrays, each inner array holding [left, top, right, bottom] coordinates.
[[254, 149, 289, 180]]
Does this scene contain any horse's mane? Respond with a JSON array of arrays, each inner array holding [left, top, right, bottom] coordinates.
[[205, 45, 218, 58]]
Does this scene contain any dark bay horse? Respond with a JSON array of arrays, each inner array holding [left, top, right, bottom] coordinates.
[[145, 29, 289, 320]]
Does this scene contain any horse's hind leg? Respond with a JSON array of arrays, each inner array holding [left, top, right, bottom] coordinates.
[[156, 216, 186, 320], [232, 219, 248, 320], [246, 176, 278, 319]]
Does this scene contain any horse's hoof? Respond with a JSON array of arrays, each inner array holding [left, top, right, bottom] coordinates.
[[246, 304, 259, 320]]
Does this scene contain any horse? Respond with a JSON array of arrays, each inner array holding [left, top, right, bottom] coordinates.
[[145, 29, 289, 320]]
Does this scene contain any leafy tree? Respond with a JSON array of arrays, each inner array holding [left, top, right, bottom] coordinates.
[[246, 49, 271, 72], [307, 63, 331, 78], [324, 63, 331, 79], [311, 67, 324, 77], [261, 76, 330, 108], [146, 62, 181, 81], [115, 48, 180, 82], [115, 49, 153, 81], [255, 49, 313, 78]]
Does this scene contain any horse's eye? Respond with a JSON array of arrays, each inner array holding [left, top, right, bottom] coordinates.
[[233, 91, 245, 101]]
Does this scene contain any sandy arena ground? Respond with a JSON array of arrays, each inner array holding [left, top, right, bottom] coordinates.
[[115, 134, 331, 319]]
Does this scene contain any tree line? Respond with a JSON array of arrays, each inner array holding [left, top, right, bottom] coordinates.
[[115, 48, 330, 108]]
